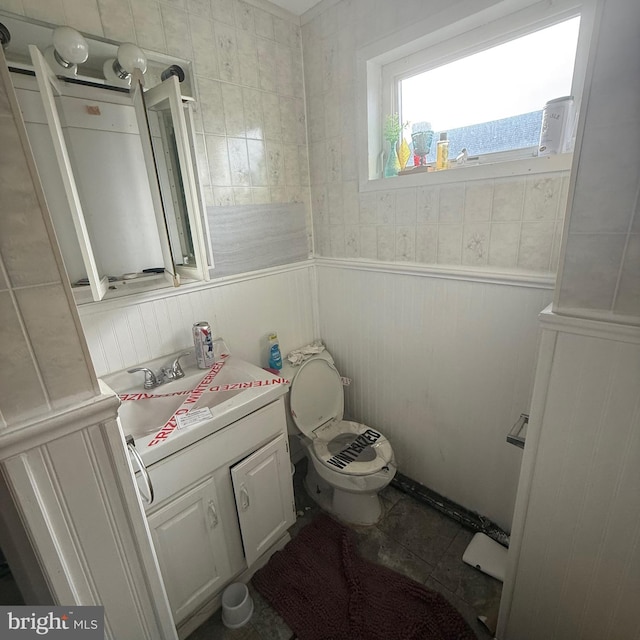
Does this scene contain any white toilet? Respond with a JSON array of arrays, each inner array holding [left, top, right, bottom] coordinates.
[[283, 350, 397, 526]]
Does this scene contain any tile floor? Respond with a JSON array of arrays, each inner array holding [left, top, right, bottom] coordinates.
[[0, 461, 501, 638], [188, 461, 502, 640]]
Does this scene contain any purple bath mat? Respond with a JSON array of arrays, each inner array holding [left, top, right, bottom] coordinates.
[[252, 514, 477, 640]]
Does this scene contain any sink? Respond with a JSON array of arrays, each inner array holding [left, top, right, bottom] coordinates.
[[101, 349, 290, 465]]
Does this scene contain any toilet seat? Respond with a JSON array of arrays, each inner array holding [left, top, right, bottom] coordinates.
[[311, 420, 394, 476], [289, 356, 393, 477]]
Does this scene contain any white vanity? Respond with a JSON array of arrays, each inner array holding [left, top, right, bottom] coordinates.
[[102, 351, 296, 638]]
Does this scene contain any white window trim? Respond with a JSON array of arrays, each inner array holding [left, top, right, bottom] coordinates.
[[356, 0, 597, 191]]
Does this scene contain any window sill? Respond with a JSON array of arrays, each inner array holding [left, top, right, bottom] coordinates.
[[360, 153, 573, 192]]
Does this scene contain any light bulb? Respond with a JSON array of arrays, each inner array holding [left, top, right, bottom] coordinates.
[[115, 43, 147, 77], [52, 26, 88, 66]]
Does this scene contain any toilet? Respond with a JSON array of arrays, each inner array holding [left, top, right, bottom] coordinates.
[[283, 350, 397, 526]]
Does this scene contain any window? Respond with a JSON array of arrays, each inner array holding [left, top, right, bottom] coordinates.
[[360, 0, 594, 185], [397, 17, 581, 164]]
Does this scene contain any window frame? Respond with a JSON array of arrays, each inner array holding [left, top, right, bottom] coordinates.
[[357, 0, 596, 191]]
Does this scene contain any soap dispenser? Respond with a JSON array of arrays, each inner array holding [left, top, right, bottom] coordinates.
[[268, 333, 283, 371]]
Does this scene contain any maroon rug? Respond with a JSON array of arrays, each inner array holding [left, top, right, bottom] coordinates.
[[252, 514, 477, 640]]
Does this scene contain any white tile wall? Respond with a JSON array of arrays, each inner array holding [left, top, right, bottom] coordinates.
[[301, 0, 571, 274], [555, 0, 640, 322], [0, 0, 311, 217], [0, 53, 96, 428], [315, 174, 570, 270]]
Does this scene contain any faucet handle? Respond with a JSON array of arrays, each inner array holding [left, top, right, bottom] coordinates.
[[127, 367, 158, 389], [171, 351, 191, 379]]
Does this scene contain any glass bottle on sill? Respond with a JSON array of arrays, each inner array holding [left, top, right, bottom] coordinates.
[[436, 132, 449, 170], [384, 140, 401, 177]]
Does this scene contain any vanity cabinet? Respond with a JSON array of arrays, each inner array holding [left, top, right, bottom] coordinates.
[[140, 397, 296, 632], [231, 434, 296, 567]]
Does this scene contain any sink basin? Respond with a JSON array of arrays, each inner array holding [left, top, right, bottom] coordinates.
[[101, 349, 289, 465]]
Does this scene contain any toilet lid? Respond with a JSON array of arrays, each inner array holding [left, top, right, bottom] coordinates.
[[289, 357, 344, 437], [312, 420, 394, 476]]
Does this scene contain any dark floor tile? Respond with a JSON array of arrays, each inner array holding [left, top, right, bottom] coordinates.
[[351, 524, 434, 584], [185, 607, 258, 640], [380, 483, 405, 507], [248, 585, 294, 640], [378, 495, 462, 566], [431, 529, 503, 615], [188, 462, 500, 640], [425, 576, 494, 640]]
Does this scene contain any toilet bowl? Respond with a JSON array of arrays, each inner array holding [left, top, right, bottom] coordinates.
[[284, 350, 396, 525]]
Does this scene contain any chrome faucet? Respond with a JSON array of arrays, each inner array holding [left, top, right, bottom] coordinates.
[[128, 351, 191, 389], [127, 367, 158, 389], [165, 351, 190, 381]]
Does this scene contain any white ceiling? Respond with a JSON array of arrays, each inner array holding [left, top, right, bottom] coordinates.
[[267, 0, 322, 16]]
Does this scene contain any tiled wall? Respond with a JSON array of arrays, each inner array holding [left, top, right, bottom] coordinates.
[[556, 0, 640, 321], [0, 0, 311, 229], [0, 52, 96, 429], [302, 0, 570, 273], [316, 174, 568, 272]]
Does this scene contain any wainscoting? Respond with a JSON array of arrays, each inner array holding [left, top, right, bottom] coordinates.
[[78, 257, 553, 532], [78, 263, 317, 378], [316, 260, 553, 531], [499, 311, 640, 640]]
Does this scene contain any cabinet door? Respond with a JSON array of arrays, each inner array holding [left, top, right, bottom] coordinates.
[[231, 435, 296, 567], [29, 45, 108, 301], [134, 74, 210, 282], [130, 70, 180, 289], [147, 475, 231, 624]]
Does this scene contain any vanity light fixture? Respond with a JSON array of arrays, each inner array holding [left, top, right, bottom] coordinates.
[[161, 64, 185, 83], [44, 26, 88, 77], [0, 22, 10, 49], [103, 42, 147, 86]]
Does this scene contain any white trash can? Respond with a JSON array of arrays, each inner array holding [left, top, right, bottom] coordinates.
[[221, 582, 254, 629]]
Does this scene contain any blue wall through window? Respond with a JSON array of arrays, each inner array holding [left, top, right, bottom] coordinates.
[[413, 110, 543, 165]]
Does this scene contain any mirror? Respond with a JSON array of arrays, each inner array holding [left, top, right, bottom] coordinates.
[[0, 10, 211, 304]]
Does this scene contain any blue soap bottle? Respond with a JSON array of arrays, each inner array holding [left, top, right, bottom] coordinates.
[[268, 332, 283, 370]]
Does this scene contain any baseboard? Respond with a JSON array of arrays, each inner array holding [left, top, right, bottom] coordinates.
[[392, 473, 510, 547]]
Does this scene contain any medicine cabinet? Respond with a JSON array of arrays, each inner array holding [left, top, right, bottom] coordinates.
[[2, 11, 211, 303]]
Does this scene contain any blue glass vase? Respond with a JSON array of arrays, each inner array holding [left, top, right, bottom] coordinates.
[[384, 141, 400, 178]]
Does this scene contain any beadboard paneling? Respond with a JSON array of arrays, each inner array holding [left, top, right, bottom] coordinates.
[[502, 328, 640, 640], [79, 265, 316, 377], [316, 263, 552, 530]]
